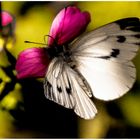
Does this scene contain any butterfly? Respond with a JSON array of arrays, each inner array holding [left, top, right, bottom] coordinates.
[[43, 17, 140, 119]]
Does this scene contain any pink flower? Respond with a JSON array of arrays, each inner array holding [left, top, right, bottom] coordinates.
[[16, 48, 50, 79], [48, 6, 90, 46], [2, 11, 13, 26], [1, 11, 15, 37], [16, 6, 91, 79]]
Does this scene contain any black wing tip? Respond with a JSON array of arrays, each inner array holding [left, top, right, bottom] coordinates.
[[116, 17, 139, 24], [116, 17, 140, 30]]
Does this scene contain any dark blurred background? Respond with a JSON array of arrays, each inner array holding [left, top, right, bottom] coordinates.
[[0, 1, 140, 138]]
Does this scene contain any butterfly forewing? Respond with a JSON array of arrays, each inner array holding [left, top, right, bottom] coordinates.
[[44, 57, 97, 119], [71, 17, 140, 100]]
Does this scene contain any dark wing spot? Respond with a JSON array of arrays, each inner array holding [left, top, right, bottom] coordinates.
[[70, 64, 76, 69], [46, 80, 53, 97], [135, 43, 140, 46], [117, 36, 126, 43], [66, 77, 71, 94], [134, 34, 140, 38], [66, 87, 71, 94], [0, 79, 2, 83], [98, 56, 110, 59], [127, 26, 140, 32], [57, 85, 62, 93], [97, 49, 120, 60], [45, 80, 56, 100], [47, 81, 52, 88], [116, 18, 140, 30], [111, 49, 120, 58]]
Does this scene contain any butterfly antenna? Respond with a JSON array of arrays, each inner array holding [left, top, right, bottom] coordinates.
[[24, 40, 47, 46], [44, 35, 58, 46]]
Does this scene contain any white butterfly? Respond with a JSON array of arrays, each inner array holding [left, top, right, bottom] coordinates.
[[44, 18, 140, 119]]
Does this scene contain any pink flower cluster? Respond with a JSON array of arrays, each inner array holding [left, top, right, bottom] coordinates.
[[16, 6, 91, 79]]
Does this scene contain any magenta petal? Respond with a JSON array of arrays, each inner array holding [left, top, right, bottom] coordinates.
[[2, 11, 13, 26], [48, 6, 91, 46], [16, 48, 50, 79]]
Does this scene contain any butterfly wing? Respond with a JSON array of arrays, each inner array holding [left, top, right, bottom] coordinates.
[[44, 57, 97, 119], [71, 17, 140, 101]]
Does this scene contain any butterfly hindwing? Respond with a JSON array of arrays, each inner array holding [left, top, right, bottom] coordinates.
[[71, 17, 140, 101], [44, 57, 97, 119], [44, 58, 74, 109]]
